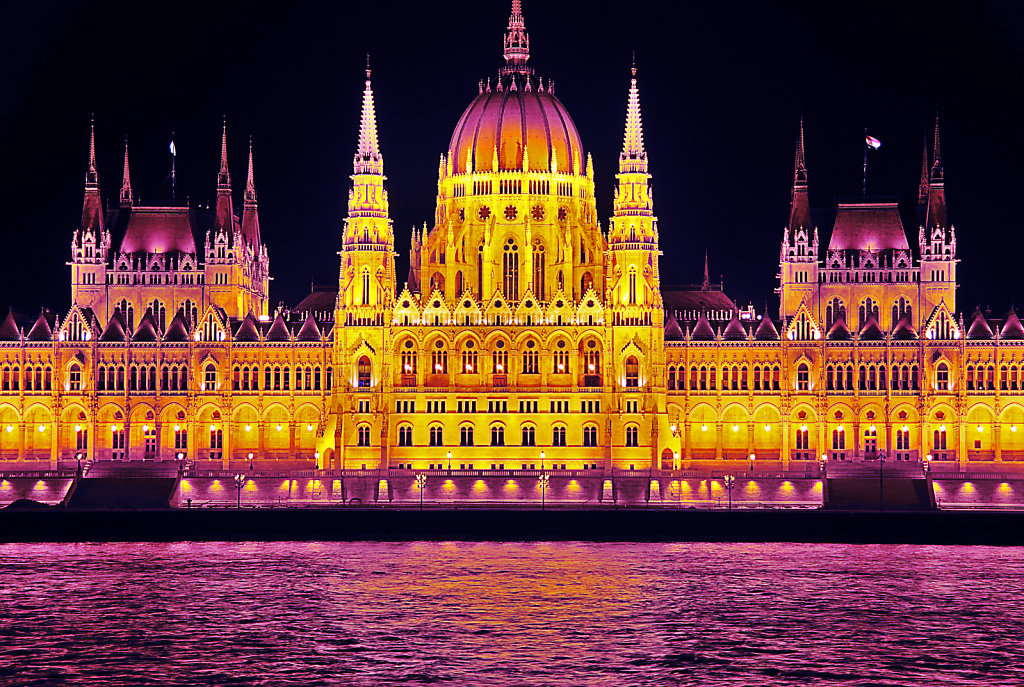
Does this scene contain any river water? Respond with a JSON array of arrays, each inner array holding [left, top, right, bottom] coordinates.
[[0, 542, 1020, 686]]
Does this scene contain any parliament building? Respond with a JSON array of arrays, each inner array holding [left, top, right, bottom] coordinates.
[[1, 1, 1020, 478]]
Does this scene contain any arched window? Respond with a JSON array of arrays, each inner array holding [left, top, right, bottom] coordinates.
[[521, 425, 535, 446], [583, 424, 598, 447], [796, 362, 809, 391], [68, 363, 82, 391], [552, 425, 566, 447], [430, 341, 448, 374], [398, 425, 413, 447], [936, 362, 949, 391], [429, 425, 444, 447], [624, 356, 639, 388], [667, 366, 676, 391], [580, 272, 593, 295], [491, 424, 506, 446], [532, 240, 545, 299], [502, 239, 519, 300], [361, 268, 371, 305], [832, 426, 846, 450], [522, 340, 539, 374], [357, 424, 371, 447], [204, 364, 217, 391], [492, 340, 508, 374], [460, 425, 475, 447], [933, 426, 947, 450], [625, 424, 639, 447], [461, 341, 478, 374], [553, 340, 569, 373], [628, 267, 637, 304], [357, 356, 372, 388], [795, 425, 810, 451], [455, 270, 464, 297]]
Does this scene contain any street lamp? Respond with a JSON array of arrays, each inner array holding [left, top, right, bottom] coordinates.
[[415, 473, 427, 510], [233, 473, 245, 509], [539, 472, 550, 510], [723, 474, 736, 511], [673, 451, 680, 471], [447, 450, 452, 472], [540, 450, 545, 472], [749, 453, 755, 471]]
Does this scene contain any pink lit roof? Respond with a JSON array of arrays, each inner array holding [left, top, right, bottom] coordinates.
[[449, 86, 583, 174], [827, 203, 909, 252], [118, 207, 197, 255]]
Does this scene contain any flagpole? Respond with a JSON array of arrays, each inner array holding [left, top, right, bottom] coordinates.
[[862, 127, 868, 199]]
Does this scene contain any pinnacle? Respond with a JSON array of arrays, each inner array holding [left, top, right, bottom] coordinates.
[[354, 66, 383, 175], [218, 115, 231, 187], [619, 63, 647, 172]]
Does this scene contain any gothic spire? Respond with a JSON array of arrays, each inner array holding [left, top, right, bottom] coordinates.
[[702, 251, 710, 291], [218, 115, 231, 188], [788, 116, 811, 232], [86, 114, 99, 188], [120, 136, 133, 207], [81, 115, 104, 232], [501, 0, 531, 75], [354, 58, 383, 175], [214, 116, 235, 232], [930, 110, 943, 182], [241, 135, 261, 247], [918, 133, 930, 205], [619, 61, 647, 174], [245, 135, 256, 204]]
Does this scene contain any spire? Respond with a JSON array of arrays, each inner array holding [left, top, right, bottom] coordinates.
[[80, 115, 104, 232], [918, 133, 930, 205], [119, 136, 133, 207], [702, 251, 710, 291], [214, 116, 235, 232], [930, 110, 943, 182], [245, 135, 256, 204], [86, 115, 99, 188], [925, 111, 947, 230], [788, 116, 811, 232], [501, 0, 531, 74], [241, 135, 261, 247], [354, 58, 383, 175], [619, 61, 647, 174], [218, 115, 230, 188]]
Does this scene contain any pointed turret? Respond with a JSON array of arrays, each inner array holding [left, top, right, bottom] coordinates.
[[702, 252, 710, 291], [917, 134, 930, 206], [214, 116, 235, 232], [241, 136, 261, 247], [925, 112, 946, 230], [501, 0, 531, 75], [354, 57, 383, 176], [619, 59, 647, 175], [81, 116, 104, 232], [119, 136, 133, 207], [788, 116, 811, 233]]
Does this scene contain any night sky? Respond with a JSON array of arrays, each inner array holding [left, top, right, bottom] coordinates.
[[2, 0, 1022, 317]]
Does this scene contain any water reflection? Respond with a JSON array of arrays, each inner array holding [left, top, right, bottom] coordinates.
[[0, 542, 1022, 685]]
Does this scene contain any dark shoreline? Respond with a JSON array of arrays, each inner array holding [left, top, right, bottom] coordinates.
[[2, 509, 1024, 545]]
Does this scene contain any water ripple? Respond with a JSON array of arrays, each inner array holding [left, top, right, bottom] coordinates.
[[0, 542, 1022, 686]]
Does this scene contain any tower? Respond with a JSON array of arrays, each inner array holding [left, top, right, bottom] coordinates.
[[607, 62, 666, 464], [70, 117, 111, 310], [918, 114, 957, 314], [333, 63, 396, 468], [778, 117, 818, 319], [241, 137, 271, 317]]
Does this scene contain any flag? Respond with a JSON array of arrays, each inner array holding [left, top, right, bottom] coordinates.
[[865, 134, 881, 150], [169, 140, 176, 156]]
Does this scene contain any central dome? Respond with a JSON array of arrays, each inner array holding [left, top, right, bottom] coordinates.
[[449, 80, 583, 176], [448, 0, 584, 176]]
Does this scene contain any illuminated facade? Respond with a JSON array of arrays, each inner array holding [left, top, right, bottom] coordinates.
[[1, 1, 1021, 475]]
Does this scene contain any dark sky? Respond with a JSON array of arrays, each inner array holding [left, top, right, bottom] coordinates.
[[2, 0, 1023, 316]]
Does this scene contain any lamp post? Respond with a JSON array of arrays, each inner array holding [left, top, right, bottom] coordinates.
[[233, 473, 245, 509], [539, 473, 550, 511], [416, 473, 426, 510], [723, 474, 736, 511], [749, 453, 755, 472], [447, 450, 452, 472], [878, 451, 885, 512]]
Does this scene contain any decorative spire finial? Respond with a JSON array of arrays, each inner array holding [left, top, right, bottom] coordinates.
[[86, 114, 99, 188], [794, 113, 807, 184], [930, 109, 943, 181], [619, 61, 647, 173], [218, 115, 230, 188], [702, 251, 710, 291], [366, 52, 371, 80], [245, 134, 256, 204], [918, 133, 930, 204], [120, 136, 132, 207], [501, 0, 531, 75], [354, 64, 383, 175]]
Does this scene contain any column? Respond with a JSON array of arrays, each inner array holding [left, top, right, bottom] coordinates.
[[781, 419, 790, 469], [746, 423, 754, 460], [957, 421, 967, 470], [715, 422, 723, 460], [154, 420, 162, 461], [221, 419, 231, 470], [18, 422, 25, 462], [683, 422, 691, 462], [852, 421, 860, 460], [258, 421, 266, 459], [884, 421, 892, 458], [994, 424, 1003, 462]]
